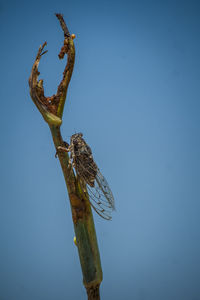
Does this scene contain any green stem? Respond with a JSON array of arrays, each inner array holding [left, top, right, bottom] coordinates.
[[49, 125, 102, 297]]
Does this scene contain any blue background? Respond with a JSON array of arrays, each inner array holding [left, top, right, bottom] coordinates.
[[1, 0, 200, 299]]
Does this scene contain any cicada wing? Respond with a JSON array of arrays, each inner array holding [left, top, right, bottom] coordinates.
[[95, 169, 115, 210], [86, 179, 114, 220], [74, 157, 115, 220]]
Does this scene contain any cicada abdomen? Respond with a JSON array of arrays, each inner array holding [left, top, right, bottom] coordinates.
[[69, 133, 115, 220]]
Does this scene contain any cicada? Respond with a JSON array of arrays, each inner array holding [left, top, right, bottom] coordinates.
[[57, 133, 115, 220]]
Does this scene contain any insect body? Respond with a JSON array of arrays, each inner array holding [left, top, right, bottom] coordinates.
[[58, 133, 115, 220], [69, 133, 98, 188]]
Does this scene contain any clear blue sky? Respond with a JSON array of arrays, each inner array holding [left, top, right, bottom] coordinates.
[[1, 0, 200, 299]]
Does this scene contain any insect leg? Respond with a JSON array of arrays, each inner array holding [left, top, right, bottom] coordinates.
[[68, 153, 73, 167], [55, 142, 70, 158]]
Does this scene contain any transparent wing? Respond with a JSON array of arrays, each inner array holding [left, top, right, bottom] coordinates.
[[86, 169, 115, 220], [74, 157, 115, 220], [95, 169, 115, 210]]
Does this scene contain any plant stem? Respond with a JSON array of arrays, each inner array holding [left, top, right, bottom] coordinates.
[[29, 14, 103, 299], [50, 125, 102, 298]]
